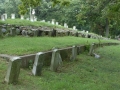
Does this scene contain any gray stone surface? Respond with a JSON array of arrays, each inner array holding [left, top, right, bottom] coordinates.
[[5, 57, 21, 84], [50, 49, 62, 72], [89, 43, 95, 56], [10, 28, 16, 36], [32, 52, 44, 76], [70, 46, 77, 61]]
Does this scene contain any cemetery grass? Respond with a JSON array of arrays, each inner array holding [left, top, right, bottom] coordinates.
[[0, 19, 71, 29], [0, 45, 120, 90], [0, 36, 119, 55]]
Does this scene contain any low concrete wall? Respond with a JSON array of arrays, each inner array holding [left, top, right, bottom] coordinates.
[[0, 42, 119, 84]]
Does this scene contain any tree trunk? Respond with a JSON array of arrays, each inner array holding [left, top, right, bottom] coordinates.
[[105, 18, 109, 38]]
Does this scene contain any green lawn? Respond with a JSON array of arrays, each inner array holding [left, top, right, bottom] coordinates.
[[0, 19, 70, 30], [0, 36, 118, 55], [0, 45, 120, 90]]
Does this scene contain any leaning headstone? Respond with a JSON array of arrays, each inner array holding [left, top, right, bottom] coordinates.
[[11, 14, 15, 19], [5, 57, 21, 84], [70, 46, 77, 61], [50, 49, 62, 72], [88, 43, 95, 56], [20, 15, 24, 20], [32, 52, 44, 76]]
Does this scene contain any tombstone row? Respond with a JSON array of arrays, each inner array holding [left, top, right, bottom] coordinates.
[[5, 45, 79, 84], [3, 42, 119, 84]]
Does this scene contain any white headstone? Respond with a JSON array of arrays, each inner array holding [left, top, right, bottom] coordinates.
[[30, 14, 34, 22], [51, 19, 55, 25], [1, 15, 5, 21], [56, 22, 58, 25], [32, 9, 35, 15], [11, 14, 15, 19], [34, 17, 37, 21], [64, 23, 67, 28], [73, 26, 76, 30], [86, 31, 89, 33], [20, 15, 24, 20]]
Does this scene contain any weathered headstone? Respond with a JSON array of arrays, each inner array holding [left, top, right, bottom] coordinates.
[[10, 27, 16, 36], [34, 17, 37, 21], [22, 30, 28, 36], [20, 15, 24, 20], [30, 14, 34, 22], [56, 22, 58, 25], [73, 26, 76, 30], [0, 25, 3, 37], [1, 26, 7, 34], [51, 19, 55, 25], [32, 52, 44, 76], [16, 28, 20, 35], [1, 15, 5, 21], [5, 57, 21, 84], [26, 18, 29, 20], [64, 23, 67, 28], [11, 14, 15, 19], [50, 49, 62, 72], [70, 46, 77, 61], [88, 43, 95, 56], [3, 13, 7, 19]]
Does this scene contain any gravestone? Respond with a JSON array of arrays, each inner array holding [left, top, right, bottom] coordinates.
[[30, 9, 35, 22], [56, 22, 58, 25], [1, 26, 7, 34], [41, 20, 45, 22], [89, 43, 95, 56], [26, 18, 29, 20], [22, 30, 28, 36], [5, 57, 21, 84], [30, 14, 34, 22], [11, 14, 15, 19], [10, 28, 16, 36], [47, 21, 50, 23], [51, 19, 55, 25], [0, 25, 3, 37], [32, 52, 44, 76], [3, 13, 7, 19], [70, 46, 77, 61], [34, 17, 37, 21], [1, 15, 5, 21], [64, 23, 67, 28], [16, 27, 20, 35], [73, 26, 76, 30], [20, 15, 24, 20], [50, 49, 62, 72]]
